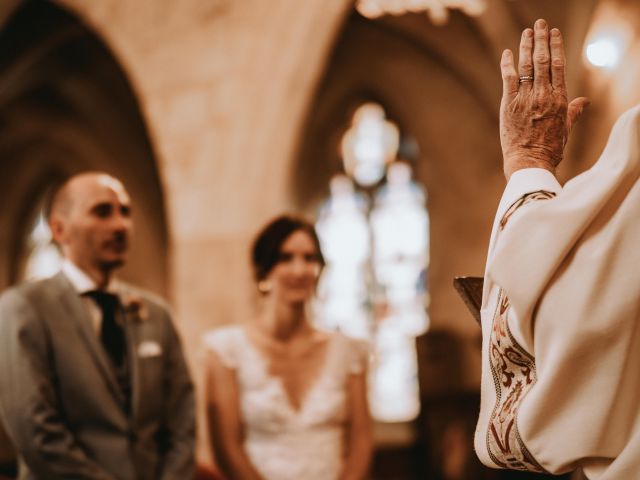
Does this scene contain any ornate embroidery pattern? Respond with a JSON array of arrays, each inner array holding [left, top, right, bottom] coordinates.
[[500, 190, 556, 230], [486, 189, 556, 472], [486, 291, 545, 472]]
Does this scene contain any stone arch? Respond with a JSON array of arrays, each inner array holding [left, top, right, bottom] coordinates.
[[0, 0, 169, 295], [292, 11, 503, 350]]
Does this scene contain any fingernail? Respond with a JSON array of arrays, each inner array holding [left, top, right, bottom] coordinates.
[[551, 28, 560, 37], [524, 28, 533, 37], [535, 19, 547, 29]]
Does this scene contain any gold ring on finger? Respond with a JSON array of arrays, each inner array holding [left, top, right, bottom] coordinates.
[[519, 75, 534, 83]]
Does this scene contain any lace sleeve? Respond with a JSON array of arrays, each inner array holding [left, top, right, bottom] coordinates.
[[203, 327, 239, 369]]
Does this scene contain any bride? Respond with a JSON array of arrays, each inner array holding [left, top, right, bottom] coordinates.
[[204, 215, 373, 480]]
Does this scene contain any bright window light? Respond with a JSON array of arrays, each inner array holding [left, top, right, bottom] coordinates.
[[341, 104, 399, 187], [586, 36, 622, 69], [24, 211, 63, 281], [315, 155, 430, 422]]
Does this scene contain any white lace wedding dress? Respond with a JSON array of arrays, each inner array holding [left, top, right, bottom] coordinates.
[[204, 325, 368, 480]]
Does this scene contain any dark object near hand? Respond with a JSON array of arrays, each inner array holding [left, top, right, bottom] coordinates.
[[453, 277, 483, 325]]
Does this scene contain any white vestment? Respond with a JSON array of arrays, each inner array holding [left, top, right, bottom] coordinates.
[[475, 105, 640, 479]]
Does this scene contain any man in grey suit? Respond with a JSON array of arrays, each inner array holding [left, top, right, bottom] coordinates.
[[0, 172, 195, 479]]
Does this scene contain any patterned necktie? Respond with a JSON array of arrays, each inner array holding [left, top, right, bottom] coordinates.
[[85, 290, 126, 367]]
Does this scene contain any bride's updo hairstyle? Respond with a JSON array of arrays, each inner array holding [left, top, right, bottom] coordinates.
[[251, 215, 325, 283]]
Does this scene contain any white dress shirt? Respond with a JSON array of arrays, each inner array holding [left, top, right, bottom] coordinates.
[[61, 260, 118, 334]]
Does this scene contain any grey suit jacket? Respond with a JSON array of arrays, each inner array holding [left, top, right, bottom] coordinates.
[[0, 273, 195, 480]]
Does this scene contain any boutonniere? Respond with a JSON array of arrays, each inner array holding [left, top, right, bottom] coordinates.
[[122, 294, 149, 322]]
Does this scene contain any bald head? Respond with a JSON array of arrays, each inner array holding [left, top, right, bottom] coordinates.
[[49, 172, 133, 283], [50, 172, 128, 221]]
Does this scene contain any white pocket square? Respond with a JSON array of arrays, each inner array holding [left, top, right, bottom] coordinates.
[[137, 340, 162, 358]]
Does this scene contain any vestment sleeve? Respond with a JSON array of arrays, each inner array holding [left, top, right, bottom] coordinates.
[[0, 289, 115, 480], [487, 168, 562, 263], [475, 168, 561, 474], [484, 168, 562, 352]]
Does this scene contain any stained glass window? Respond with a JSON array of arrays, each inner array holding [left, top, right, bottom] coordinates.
[[316, 103, 429, 422]]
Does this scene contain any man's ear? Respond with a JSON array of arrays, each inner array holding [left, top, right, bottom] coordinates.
[[49, 215, 66, 246]]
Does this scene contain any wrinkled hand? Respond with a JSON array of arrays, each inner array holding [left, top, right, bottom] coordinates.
[[500, 19, 590, 180]]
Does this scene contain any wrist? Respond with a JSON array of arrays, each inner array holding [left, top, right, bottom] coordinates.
[[503, 156, 557, 181]]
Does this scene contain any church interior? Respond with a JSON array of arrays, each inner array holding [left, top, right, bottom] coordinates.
[[1, 0, 639, 478]]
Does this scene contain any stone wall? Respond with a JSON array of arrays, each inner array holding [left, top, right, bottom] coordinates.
[[57, 0, 354, 461]]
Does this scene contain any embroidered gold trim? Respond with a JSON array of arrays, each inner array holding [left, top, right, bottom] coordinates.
[[486, 290, 545, 472], [500, 190, 557, 231], [486, 189, 556, 472]]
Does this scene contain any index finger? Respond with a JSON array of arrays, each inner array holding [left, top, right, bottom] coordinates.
[[550, 28, 566, 91], [533, 19, 551, 89]]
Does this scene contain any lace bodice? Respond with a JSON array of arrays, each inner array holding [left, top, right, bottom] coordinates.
[[204, 325, 368, 480]]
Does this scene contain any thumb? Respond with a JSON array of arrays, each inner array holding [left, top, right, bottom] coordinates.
[[567, 96, 591, 133]]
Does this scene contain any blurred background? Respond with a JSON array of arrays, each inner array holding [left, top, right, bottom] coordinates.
[[1, 0, 639, 478]]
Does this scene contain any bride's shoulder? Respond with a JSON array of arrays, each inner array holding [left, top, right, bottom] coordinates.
[[203, 324, 247, 360], [203, 324, 254, 370]]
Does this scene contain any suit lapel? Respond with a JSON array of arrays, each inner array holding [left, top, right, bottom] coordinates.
[[51, 273, 126, 405], [118, 284, 142, 421]]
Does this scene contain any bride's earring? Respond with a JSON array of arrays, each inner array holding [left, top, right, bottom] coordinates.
[[257, 280, 273, 294]]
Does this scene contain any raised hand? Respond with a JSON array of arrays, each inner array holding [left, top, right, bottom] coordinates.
[[499, 19, 590, 180]]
